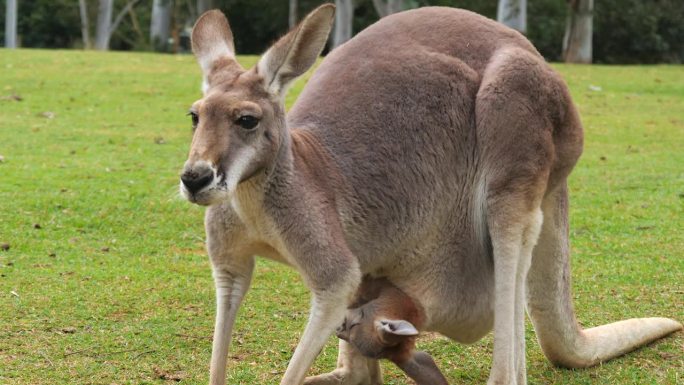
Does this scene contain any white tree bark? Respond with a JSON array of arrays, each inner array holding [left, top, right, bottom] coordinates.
[[5, 0, 18, 48], [372, 0, 404, 18], [94, 0, 140, 51], [563, 0, 593, 63], [197, 0, 213, 15], [95, 0, 114, 50], [151, 0, 173, 51], [111, 0, 139, 34], [289, 0, 298, 29], [332, 0, 353, 49], [497, 0, 527, 34], [78, 0, 91, 49]]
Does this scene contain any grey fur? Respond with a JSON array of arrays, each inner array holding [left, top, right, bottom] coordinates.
[[180, 6, 683, 385]]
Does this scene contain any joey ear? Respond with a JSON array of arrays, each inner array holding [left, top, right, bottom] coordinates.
[[257, 4, 335, 96], [376, 319, 419, 340], [191, 10, 236, 84]]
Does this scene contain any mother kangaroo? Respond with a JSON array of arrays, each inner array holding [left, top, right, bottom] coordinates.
[[178, 4, 681, 385]]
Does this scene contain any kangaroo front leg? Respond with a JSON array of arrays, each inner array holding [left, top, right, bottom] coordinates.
[[209, 259, 255, 385], [280, 287, 358, 385], [275, 205, 363, 385]]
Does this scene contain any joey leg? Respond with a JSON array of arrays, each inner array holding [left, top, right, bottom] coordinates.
[[395, 350, 449, 385]]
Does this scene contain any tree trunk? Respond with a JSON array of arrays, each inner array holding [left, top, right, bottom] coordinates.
[[151, 0, 173, 52], [372, 0, 404, 18], [332, 0, 353, 49], [289, 0, 298, 29], [78, 0, 91, 49], [197, 0, 213, 15], [497, 0, 527, 34], [95, 0, 113, 50], [563, 0, 593, 63], [94, 0, 139, 51], [5, 0, 18, 48]]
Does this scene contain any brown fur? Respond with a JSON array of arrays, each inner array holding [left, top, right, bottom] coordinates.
[[180, 5, 682, 385], [337, 276, 448, 385]]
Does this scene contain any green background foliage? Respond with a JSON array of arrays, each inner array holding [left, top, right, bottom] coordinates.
[[0, 0, 683, 63], [0, 49, 682, 384]]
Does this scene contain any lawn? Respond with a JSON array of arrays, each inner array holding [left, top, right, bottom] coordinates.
[[0, 49, 682, 385]]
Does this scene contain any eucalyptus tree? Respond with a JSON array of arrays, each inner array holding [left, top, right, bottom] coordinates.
[[497, 0, 527, 33], [151, 0, 173, 51], [333, 0, 353, 48], [5, 0, 17, 48], [563, 0, 593, 63]]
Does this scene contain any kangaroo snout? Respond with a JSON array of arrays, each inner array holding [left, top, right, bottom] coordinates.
[[336, 319, 350, 341], [180, 163, 214, 194]]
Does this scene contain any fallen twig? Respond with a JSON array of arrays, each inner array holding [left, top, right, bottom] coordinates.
[[63, 347, 153, 360], [132, 349, 156, 359], [175, 333, 212, 341], [63, 347, 93, 357], [38, 350, 54, 367], [94, 348, 142, 357]]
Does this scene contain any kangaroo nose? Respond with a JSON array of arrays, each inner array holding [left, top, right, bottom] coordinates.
[[181, 166, 214, 194]]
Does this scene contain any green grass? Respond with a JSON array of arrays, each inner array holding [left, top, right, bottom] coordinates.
[[0, 49, 682, 385]]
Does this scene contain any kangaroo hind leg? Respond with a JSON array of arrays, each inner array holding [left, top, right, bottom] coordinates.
[[486, 196, 544, 385], [477, 46, 556, 385]]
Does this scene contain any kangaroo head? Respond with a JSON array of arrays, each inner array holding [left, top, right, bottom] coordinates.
[[180, 5, 335, 205]]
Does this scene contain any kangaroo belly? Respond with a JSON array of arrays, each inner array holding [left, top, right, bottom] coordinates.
[[359, 224, 494, 344], [416, 255, 494, 343]]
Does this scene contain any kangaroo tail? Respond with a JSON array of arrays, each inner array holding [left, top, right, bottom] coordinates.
[[526, 184, 682, 368]]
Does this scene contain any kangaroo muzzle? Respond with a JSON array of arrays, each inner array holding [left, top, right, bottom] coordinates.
[[181, 162, 215, 194]]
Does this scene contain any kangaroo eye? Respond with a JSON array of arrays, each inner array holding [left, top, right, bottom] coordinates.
[[188, 111, 199, 130], [236, 115, 259, 130]]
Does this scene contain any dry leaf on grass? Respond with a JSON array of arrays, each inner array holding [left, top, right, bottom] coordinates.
[[153, 367, 186, 382]]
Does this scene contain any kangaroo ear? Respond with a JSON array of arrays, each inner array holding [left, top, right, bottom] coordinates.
[[191, 10, 236, 87], [257, 3, 335, 96], [376, 319, 419, 339]]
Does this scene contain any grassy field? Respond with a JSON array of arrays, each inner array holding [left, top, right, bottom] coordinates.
[[0, 49, 682, 385]]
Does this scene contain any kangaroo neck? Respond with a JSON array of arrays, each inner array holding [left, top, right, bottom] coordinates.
[[261, 124, 345, 210]]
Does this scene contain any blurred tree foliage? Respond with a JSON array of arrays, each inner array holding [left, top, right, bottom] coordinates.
[[1, 0, 682, 63], [3, 0, 82, 48], [593, 0, 684, 64]]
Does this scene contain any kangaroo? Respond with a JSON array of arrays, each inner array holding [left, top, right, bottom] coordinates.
[[179, 5, 682, 385], [336, 276, 449, 385]]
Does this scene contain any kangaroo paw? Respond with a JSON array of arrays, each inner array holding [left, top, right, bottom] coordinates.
[[304, 369, 381, 385]]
